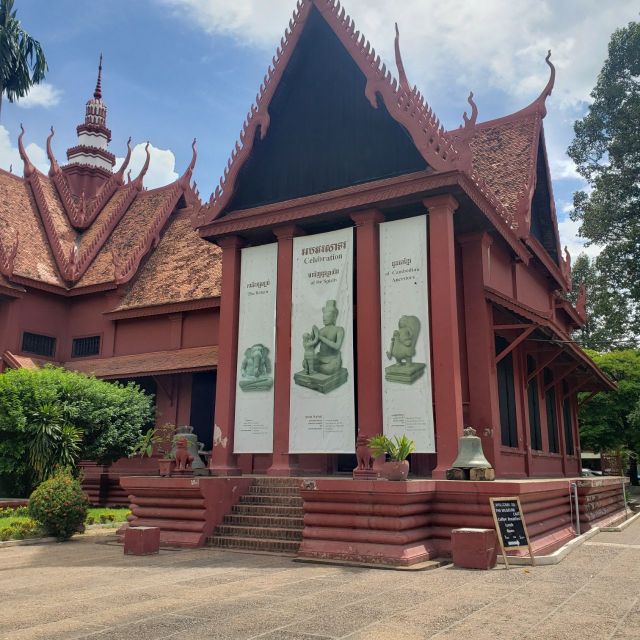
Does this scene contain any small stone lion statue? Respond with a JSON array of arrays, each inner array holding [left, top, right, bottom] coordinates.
[[356, 435, 374, 471], [174, 438, 193, 471]]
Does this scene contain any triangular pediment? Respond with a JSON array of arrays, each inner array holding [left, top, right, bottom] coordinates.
[[530, 132, 561, 265], [226, 6, 429, 212]]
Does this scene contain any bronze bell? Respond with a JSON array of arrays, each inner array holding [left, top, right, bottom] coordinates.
[[451, 426, 492, 469]]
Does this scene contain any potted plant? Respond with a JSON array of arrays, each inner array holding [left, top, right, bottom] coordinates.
[[367, 434, 416, 480], [129, 423, 176, 476]]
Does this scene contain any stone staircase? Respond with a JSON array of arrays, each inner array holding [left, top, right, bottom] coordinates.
[[207, 477, 304, 554]]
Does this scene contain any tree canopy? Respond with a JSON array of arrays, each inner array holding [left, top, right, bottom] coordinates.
[[0, 0, 47, 119], [0, 366, 154, 497], [568, 253, 637, 350], [568, 21, 640, 330], [578, 349, 640, 455]]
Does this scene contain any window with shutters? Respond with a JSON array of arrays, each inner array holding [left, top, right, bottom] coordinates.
[[544, 368, 559, 453], [71, 336, 101, 358], [562, 385, 575, 455], [495, 336, 518, 448], [21, 332, 56, 358], [527, 356, 543, 451]]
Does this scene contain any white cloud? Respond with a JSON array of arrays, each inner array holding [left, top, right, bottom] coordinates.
[[159, 0, 638, 109], [0, 125, 49, 175], [115, 142, 179, 189], [558, 215, 602, 260], [14, 83, 62, 109]]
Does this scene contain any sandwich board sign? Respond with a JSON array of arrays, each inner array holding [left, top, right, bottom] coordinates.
[[489, 497, 535, 567]]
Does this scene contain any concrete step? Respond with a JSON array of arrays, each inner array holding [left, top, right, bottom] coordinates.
[[239, 494, 303, 507], [223, 514, 304, 529], [250, 478, 302, 488], [215, 525, 303, 541], [208, 535, 301, 554], [248, 485, 301, 496], [232, 504, 303, 517]]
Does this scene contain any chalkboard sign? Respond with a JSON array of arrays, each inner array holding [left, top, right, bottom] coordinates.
[[489, 497, 534, 567]]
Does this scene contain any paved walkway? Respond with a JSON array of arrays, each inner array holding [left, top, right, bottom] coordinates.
[[1, 521, 640, 640]]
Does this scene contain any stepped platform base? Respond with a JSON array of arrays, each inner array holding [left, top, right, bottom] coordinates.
[[117, 474, 629, 569]]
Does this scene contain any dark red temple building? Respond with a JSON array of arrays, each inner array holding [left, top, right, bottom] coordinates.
[[0, 0, 624, 564]]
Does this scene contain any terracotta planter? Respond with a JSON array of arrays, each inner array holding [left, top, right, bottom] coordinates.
[[158, 459, 174, 477], [383, 460, 410, 481]]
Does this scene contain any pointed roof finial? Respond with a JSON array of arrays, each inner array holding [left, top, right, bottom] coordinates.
[[134, 142, 151, 190], [46, 126, 60, 176], [394, 23, 411, 94], [462, 91, 478, 129], [528, 50, 555, 117], [18, 125, 36, 178], [180, 138, 198, 188], [94, 53, 103, 100]]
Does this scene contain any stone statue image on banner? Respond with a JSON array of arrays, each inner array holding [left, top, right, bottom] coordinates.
[[238, 343, 273, 391], [385, 315, 426, 384], [294, 299, 348, 394]]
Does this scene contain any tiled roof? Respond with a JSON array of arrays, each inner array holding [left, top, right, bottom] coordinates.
[[2, 350, 53, 370], [116, 213, 222, 311], [64, 345, 218, 379], [0, 159, 213, 304], [0, 170, 65, 287], [466, 114, 539, 223]]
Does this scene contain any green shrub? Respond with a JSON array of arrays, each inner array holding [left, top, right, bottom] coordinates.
[[0, 366, 154, 495], [28, 469, 89, 540]]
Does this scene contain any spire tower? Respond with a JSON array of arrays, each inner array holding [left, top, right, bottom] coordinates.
[[66, 54, 115, 172]]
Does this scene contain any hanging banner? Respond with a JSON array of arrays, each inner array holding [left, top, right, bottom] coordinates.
[[234, 243, 278, 453], [379, 215, 435, 452], [289, 228, 355, 453]]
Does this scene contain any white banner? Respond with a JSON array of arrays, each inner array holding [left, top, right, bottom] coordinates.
[[289, 228, 355, 453], [379, 215, 435, 452], [233, 243, 278, 453]]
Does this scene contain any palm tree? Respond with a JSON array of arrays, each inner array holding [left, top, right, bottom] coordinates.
[[0, 0, 47, 120]]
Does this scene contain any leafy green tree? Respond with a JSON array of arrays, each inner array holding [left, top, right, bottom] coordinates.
[[568, 22, 640, 314], [0, 367, 154, 496], [568, 253, 637, 350], [578, 350, 640, 480], [0, 0, 48, 120]]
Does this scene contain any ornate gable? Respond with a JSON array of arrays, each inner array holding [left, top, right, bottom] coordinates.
[[196, 0, 465, 226]]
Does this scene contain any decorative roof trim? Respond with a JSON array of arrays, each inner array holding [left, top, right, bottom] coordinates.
[[46, 127, 60, 176], [393, 23, 411, 94], [196, 0, 464, 227], [455, 51, 555, 136], [132, 143, 151, 190]]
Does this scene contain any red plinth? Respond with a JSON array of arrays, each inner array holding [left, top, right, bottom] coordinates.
[[451, 527, 498, 570], [124, 526, 160, 555]]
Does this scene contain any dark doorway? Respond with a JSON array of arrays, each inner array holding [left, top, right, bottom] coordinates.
[[190, 371, 216, 451]]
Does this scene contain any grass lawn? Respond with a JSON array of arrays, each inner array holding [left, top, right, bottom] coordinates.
[[85, 507, 130, 525], [0, 506, 130, 541]]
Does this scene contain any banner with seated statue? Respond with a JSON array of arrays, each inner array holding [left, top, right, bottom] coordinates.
[[289, 228, 355, 453], [379, 215, 435, 452], [234, 243, 278, 453]]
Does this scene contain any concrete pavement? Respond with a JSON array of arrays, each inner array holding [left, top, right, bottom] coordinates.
[[1, 521, 640, 639]]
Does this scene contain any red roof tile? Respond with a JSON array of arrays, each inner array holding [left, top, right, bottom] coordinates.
[[64, 346, 218, 379]]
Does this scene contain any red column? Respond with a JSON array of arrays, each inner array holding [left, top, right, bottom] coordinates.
[[267, 225, 305, 476], [424, 195, 464, 479], [351, 210, 385, 477], [458, 232, 501, 471], [209, 235, 244, 476]]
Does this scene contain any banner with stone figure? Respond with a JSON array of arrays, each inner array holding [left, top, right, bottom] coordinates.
[[379, 215, 435, 452], [234, 243, 278, 453], [289, 228, 355, 453]]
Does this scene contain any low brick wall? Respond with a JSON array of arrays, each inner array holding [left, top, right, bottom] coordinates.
[[0, 499, 28, 509], [298, 477, 629, 566]]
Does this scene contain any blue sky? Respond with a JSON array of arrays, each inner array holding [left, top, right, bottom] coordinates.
[[1, 0, 637, 257]]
